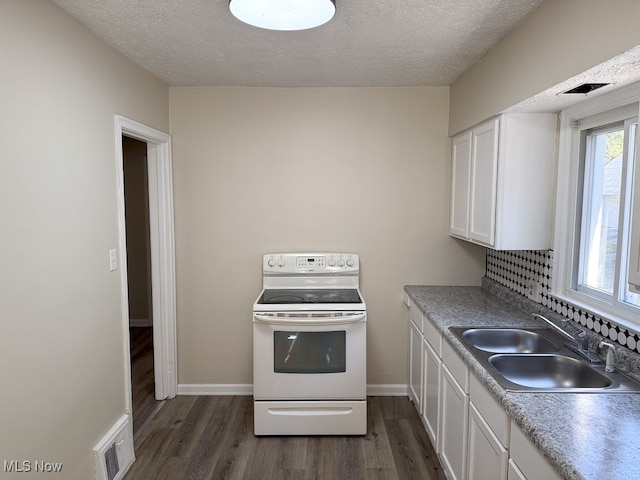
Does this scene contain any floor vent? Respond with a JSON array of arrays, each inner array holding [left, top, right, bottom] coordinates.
[[104, 443, 120, 480], [93, 415, 134, 480]]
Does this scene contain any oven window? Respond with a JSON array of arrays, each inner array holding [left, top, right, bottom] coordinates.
[[273, 331, 346, 374]]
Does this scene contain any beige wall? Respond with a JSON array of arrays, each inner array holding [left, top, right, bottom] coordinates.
[[450, 0, 640, 134], [0, 1, 168, 478], [169, 86, 485, 387]]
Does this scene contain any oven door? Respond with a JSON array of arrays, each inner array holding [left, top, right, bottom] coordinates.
[[253, 312, 366, 400]]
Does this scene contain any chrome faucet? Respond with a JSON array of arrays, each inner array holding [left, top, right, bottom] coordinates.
[[599, 342, 617, 373], [532, 313, 575, 342], [560, 318, 589, 351], [532, 313, 601, 363]]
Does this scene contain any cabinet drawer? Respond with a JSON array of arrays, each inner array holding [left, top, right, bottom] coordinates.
[[442, 341, 469, 393], [470, 374, 509, 446], [423, 315, 442, 356], [510, 422, 561, 480]]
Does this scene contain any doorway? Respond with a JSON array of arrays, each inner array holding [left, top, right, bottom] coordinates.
[[123, 135, 157, 434], [114, 116, 177, 435]]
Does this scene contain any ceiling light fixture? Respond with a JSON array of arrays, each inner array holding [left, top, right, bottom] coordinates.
[[229, 0, 336, 31]]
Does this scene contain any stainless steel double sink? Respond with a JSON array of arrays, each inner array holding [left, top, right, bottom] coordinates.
[[450, 327, 640, 393]]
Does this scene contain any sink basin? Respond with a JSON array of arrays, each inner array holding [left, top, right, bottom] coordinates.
[[462, 328, 560, 353], [488, 354, 613, 389], [449, 326, 640, 392]]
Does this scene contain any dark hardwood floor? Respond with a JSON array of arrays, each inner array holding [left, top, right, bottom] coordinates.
[[124, 395, 446, 480], [130, 326, 163, 436]]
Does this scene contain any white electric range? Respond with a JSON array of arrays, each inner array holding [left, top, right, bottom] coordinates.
[[252, 252, 367, 435]]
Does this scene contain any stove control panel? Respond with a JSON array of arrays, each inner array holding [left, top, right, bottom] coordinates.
[[296, 256, 326, 268], [263, 253, 359, 274]]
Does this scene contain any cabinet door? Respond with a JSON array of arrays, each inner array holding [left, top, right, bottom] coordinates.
[[422, 338, 441, 449], [467, 403, 508, 480], [439, 366, 469, 480], [469, 118, 499, 246], [450, 131, 472, 238], [408, 320, 423, 411]]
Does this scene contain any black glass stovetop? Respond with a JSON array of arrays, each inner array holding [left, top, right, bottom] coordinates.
[[258, 288, 362, 305]]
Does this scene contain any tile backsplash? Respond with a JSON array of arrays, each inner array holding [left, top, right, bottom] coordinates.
[[485, 249, 640, 354]]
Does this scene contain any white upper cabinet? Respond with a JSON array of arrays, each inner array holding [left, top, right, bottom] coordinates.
[[469, 119, 500, 246], [450, 131, 472, 238], [450, 113, 557, 250]]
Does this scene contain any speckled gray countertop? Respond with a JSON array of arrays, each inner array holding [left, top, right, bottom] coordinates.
[[405, 282, 640, 480]]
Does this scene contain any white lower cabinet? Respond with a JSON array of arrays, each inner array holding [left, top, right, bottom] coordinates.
[[468, 373, 510, 480], [405, 298, 561, 480], [509, 421, 562, 480], [408, 318, 423, 409], [440, 365, 469, 480], [440, 341, 470, 480], [406, 297, 442, 449], [467, 403, 508, 480], [422, 338, 441, 448]]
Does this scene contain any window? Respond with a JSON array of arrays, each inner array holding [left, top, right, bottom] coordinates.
[[554, 86, 640, 331], [577, 118, 639, 308]]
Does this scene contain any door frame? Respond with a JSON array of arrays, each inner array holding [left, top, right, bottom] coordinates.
[[115, 115, 177, 408]]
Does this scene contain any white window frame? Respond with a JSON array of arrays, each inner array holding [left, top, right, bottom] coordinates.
[[553, 81, 640, 332]]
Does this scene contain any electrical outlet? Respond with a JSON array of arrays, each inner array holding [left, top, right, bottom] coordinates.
[[526, 279, 541, 302], [109, 249, 118, 272]]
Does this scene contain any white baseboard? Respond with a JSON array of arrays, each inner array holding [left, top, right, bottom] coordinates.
[[129, 318, 152, 327], [177, 384, 408, 397], [367, 384, 408, 396], [178, 384, 253, 395]]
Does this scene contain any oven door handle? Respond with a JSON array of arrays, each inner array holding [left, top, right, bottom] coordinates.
[[253, 313, 366, 325]]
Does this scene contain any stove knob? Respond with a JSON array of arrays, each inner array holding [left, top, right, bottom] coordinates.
[[346, 256, 355, 267], [277, 256, 285, 267], [328, 256, 336, 267], [337, 256, 345, 267], [267, 257, 276, 267]]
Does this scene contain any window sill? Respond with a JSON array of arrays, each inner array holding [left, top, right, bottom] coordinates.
[[551, 287, 640, 343]]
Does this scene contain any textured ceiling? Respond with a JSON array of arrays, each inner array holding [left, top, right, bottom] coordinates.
[[505, 45, 640, 113], [50, 0, 545, 87]]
